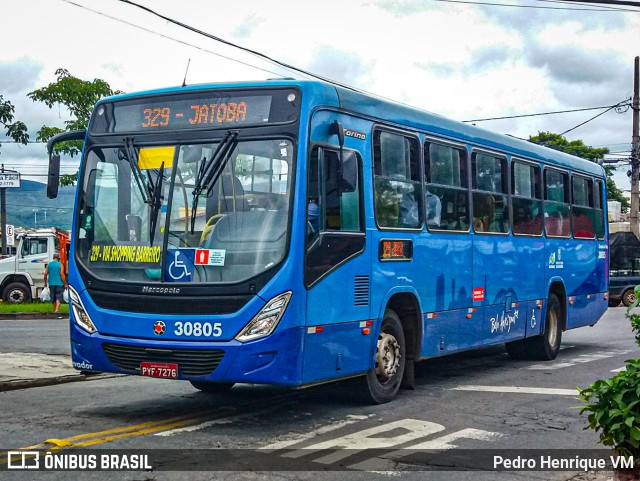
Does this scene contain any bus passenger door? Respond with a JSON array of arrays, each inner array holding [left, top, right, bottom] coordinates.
[[303, 146, 373, 385]]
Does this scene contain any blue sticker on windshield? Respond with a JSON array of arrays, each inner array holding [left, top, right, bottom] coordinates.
[[165, 249, 195, 282]]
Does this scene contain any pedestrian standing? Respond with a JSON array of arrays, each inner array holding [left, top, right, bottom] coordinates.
[[44, 252, 67, 318]]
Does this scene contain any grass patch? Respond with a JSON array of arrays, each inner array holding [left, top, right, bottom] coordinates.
[[0, 302, 69, 314]]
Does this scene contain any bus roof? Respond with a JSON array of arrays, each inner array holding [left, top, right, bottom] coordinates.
[[100, 79, 605, 178]]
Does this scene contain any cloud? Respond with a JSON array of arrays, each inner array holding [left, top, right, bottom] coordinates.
[[232, 13, 264, 40], [527, 45, 626, 87], [305, 46, 375, 86], [0, 59, 42, 96]]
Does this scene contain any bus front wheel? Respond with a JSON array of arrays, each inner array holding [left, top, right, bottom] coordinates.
[[362, 309, 406, 404], [189, 381, 235, 393], [506, 293, 562, 361]]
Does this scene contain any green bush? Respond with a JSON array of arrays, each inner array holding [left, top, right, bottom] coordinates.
[[578, 360, 640, 458], [578, 284, 640, 462]]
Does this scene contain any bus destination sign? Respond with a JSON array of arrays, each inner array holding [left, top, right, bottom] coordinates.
[[101, 94, 274, 133]]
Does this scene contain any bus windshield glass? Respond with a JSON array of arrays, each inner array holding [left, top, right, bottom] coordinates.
[[76, 137, 294, 284]]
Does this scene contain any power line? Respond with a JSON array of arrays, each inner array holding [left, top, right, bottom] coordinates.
[[556, 0, 640, 7], [463, 102, 631, 122], [431, 0, 639, 10], [115, 0, 359, 91], [533, 0, 638, 11], [59, 0, 294, 80], [559, 100, 630, 135]]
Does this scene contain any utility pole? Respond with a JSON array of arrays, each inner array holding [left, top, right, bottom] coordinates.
[[631, 57, 640, 239]]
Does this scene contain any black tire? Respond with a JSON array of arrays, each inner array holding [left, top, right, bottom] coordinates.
[[362, 309, 406, 404], [506, 294, 562, 361], [608, 298, 622, 308], [189, 381, 234, 393], [622, 289, 636, 307], [3, 282, 31, 304]]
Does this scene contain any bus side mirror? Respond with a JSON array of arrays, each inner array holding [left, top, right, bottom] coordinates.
[[47, 154, 60, 199], [339, 150, 357, 193], [46, 129, 87, 199]]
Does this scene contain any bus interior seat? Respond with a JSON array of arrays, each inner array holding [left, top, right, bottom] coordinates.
[[199, 214, 225, 245], [203, 211, 287, 280], [206, 174, 249, 216]]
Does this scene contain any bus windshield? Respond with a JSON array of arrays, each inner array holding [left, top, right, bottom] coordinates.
[[76, 137, 294, 284]]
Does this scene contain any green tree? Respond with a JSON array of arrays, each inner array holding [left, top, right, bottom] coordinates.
[[0, 95, 29, 154], [27, 68, 121, 186], [529, 131, 629, 212]]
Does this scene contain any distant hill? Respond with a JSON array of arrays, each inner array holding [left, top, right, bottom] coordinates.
[[5, 180, 75, 230]]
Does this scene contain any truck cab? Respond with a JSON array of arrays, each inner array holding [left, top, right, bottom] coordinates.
[[0, 228, 69, 303]]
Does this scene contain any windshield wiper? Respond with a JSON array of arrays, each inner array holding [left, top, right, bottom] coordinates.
[[121, 137, 151, 205], [148, 162, 165, 245], [190, 130, 239, 233], [120, 137, 165, 244]]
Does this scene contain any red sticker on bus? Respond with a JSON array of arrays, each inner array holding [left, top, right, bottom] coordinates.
[[472, 288, 485, 302]]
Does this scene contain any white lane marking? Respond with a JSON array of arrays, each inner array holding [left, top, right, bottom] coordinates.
[[282, 419, 446, 464], [452, 385, 577, 396], [259, 414, 373, 451], [350, 428, 502, 472], [612, 367, 626, 372], [527, 350, 632, 371]]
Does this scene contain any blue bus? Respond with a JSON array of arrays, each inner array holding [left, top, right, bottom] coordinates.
[[47, 80, 608, 403]]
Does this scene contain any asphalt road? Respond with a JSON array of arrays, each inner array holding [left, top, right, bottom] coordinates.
[[0, 307, 636, 481]]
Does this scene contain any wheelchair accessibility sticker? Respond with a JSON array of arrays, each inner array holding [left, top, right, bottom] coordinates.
[[165, 249, 195, 282]]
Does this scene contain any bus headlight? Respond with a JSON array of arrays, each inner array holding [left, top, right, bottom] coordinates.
[[69, 286, 97, 334], [235, 291, 292, 342]]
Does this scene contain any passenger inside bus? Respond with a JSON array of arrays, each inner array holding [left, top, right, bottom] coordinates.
[[473, 193, 495, 232], [425, 190, 442, 228]]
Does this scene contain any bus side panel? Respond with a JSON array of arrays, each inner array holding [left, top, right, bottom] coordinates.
[[301, 319, 374, 384], [481, 301, 528, 345], [422, 307, 475, 356], [415, 233, 473, 355], [474, 235, 544, 344], [566, 294, 607, 330], [562, 239, 602, 330]]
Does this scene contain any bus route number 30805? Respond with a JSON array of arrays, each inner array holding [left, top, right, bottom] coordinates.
[[174, 321, 223, 337]]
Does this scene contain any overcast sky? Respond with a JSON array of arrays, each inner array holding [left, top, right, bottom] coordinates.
[[1, 0, 638, 192]]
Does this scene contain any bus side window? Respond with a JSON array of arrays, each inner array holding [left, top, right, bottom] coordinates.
[[305, 145, 365, 286], [373, 130, 422, 229], [571, 175, 596, 239], [306, 146, 363, 239], [472, 152, 509, 234], [512, 161, 543, 236], [424, 141, 469, 231], [544, 169, 571, 238]]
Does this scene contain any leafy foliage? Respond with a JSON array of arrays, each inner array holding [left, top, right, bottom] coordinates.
[[0, 95, 29, 155], [529, 131, 629, 212], [529, 131, 609, 161], [27, 68, 122, 185], [579, 360, 640, 459], [579, 290, 640, 463]]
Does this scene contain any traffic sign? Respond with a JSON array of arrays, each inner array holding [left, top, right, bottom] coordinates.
[[0, 173, 20, 188], [5, 225, 14, 247]]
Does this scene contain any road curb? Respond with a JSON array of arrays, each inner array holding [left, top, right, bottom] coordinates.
[[0, 313, 69, 320], [0, 372, 124, 392]]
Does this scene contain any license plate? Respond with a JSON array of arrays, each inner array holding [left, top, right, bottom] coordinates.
[[140, 362, 178, 379]]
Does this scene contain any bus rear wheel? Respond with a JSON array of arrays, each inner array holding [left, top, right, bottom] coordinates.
[[362, 309, 405, 404], [622, 289, 636, 307], [506, 293, 562, 361], [189, 381, 235, 393]]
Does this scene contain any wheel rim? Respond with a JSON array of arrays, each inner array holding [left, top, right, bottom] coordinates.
[[9, 289, 25, 303], [626, 292, 636, 305], [375, 332, 401, 383], [547, 307, 558, 348]]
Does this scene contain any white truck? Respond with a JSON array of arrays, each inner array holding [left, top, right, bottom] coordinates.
[[0, 227, 70, 303]]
